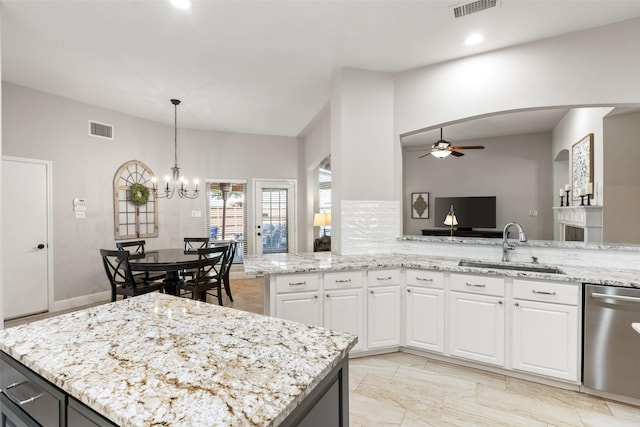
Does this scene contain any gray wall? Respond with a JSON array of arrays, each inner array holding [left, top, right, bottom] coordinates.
[[2, 82, 298, 303], [403, 132, 553, 239], [603, 110, 640, 242]]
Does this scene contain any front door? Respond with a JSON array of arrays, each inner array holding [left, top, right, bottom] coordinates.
[[254, 180, 296, 255], [2, 157, 51, 320]]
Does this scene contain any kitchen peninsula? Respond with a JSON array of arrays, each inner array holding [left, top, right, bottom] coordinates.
[[244, 237, 640, 403], [0, 293, 357, 426]]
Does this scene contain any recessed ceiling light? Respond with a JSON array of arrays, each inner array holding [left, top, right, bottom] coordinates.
[[465, 33, 484, 46], [170, 0, 192, 10]]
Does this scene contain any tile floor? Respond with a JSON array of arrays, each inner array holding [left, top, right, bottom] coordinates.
[[5, 276, 640, 426]]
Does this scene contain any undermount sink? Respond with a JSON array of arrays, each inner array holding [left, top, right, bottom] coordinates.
[[458, 260, 565, 275]]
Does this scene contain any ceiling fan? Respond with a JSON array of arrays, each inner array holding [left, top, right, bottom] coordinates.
[[418, 128, 485, 158]]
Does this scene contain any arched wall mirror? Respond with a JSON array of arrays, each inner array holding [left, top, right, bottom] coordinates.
[[401, 105, 640, 244]]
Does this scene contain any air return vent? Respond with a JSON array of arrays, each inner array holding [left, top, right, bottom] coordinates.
[[89, 120, 114, 140], [450, 0, 500, 19]]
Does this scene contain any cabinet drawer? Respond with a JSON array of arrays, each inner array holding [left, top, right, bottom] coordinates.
[[367, 269, 401, 286], [513, 279, 579, 305], [0, 352, 64, 427], [405, 269, 444, 289], [450, 273, 505, 296], [324, 271, 363, 290], [275, 273, 319, 293]]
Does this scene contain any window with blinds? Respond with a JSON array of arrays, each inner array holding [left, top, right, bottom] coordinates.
[[206, 181, 247, 262]]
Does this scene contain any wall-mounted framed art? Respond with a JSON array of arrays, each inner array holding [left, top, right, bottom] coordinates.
[[411, 192, 429, 219], [571, 133, 594, 200]]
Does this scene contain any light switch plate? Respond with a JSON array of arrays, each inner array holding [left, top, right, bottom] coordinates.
[[191, 210, 202, 218]]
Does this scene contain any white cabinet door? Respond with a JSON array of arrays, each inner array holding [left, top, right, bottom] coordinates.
[[448, 291, 505, 366], [405, 286, 445, 353], [276, 291, 321, 326], [367, 286, 401, 349], [324, 289, 365, 352], [512, 299, 578, 381]]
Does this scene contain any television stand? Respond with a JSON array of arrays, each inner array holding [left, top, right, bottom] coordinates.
[[421, 229, 502, 238]]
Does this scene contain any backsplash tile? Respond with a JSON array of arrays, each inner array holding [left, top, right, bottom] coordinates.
[[341, 200, 400, 255]]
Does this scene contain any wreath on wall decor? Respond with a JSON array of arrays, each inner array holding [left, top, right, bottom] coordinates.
[[129, 183, 150, 206]]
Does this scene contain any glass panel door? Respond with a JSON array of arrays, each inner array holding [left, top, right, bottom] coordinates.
[[254, 180, 297, 255]]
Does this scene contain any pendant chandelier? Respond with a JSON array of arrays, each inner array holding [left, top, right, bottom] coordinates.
[[151, 99, 199, 199]]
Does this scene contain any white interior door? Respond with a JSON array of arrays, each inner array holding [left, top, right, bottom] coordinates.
[[2, 157, 51, 320], [254, 179, 296, 255]]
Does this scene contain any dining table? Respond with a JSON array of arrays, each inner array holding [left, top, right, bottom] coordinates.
[[128, 248, 221, 296]]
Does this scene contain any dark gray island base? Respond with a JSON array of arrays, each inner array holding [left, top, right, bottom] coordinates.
[[0, 294, 357, 426]]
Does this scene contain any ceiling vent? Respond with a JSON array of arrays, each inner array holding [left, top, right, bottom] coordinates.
[[450, 0, 500, 19], [89, 120, 114, 140]]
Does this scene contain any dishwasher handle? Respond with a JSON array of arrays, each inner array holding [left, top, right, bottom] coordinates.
[[591, 292, 640, 303]]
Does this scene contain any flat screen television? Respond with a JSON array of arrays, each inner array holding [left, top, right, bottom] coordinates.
[[434, 196, 496, 230]]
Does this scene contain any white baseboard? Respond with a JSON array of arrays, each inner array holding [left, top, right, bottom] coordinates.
[[53, 291, 111, 312]]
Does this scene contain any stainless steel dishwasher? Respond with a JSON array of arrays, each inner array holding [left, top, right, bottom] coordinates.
[[583, 284, 640, 400]]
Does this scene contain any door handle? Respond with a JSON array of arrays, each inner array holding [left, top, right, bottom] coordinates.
[[592, 292, 640, 303], [34, 243, 46, 250]]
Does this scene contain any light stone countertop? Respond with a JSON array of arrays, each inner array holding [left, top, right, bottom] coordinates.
[[400, 235, 640, 251], [243, 252, 640, 288], [0, 293, 357, 426]]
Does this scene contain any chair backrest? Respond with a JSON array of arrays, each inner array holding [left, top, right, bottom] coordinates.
[[116, 240, 146, 255], [100, 249, 136, 287], [194, 246, 227, 283], [184, 237, 210, 253], [221, 241, 238, 276]]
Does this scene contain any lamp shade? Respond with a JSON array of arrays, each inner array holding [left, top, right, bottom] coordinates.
[[443, 214, 458, 226], [313, 213, 331, 227]]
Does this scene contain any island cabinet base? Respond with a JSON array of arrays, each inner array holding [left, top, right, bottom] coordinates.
[[280, 357, 349, 427], [0, 351, 116, 427]]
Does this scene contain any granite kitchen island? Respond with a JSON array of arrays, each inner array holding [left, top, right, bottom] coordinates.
[[0, 293, 357, 426]]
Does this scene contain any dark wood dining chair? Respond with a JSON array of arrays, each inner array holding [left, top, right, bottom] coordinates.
[[219, 240, 238, 302], [100, 249, 164, 302], [182, 237, 211, 280], [183, 237, 210, 252], [180, 246, 227, 304], [116, 240, 165, 281]]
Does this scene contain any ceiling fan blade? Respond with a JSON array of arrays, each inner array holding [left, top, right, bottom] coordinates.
[[450, 151, 464, 157], [451, 145, 485, 150], [417, 152, 431, 158]]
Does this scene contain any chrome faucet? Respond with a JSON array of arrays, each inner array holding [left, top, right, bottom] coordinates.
[[502, 222, 527, 262]]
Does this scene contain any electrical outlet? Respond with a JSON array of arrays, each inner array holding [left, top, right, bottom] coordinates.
[[528, 210, 538, 217], [75, 211, 86, 219], [191, 210, 202, 218]]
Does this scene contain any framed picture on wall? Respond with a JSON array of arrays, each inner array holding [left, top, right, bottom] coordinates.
[[411, 192, 429, 219], [571, 133, 594, 200]]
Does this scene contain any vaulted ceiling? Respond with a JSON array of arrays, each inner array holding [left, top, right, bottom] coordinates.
[[2, 1, 640, 136]]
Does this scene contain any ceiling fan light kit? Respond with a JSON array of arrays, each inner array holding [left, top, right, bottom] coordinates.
[[418, 128, 485, 159]]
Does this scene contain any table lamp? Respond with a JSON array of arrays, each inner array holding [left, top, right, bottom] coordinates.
[[313, 213, 331, 238], [443, 205, 458, 240]]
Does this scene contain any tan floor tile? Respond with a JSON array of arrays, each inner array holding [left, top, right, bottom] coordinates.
[[350, 391, 405, 426], [350, 355, 400, 379], [378, 351, 429, 368], [418, 359, 507, 390], [605, 401, 640, 423], [577, 407, 640, 427], [440, 395, 547, 427], [400, 409, 441, 426], [505, 377, 611, 415], [393, 364, 477, 399], [475, 383, 583, 426], [355, 372, 452, 418]]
